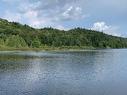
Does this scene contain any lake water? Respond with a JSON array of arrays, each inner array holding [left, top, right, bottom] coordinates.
[[0, 49, 127, 95]]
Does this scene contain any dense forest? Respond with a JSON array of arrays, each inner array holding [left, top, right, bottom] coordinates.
[[0, 18, 127, 50]]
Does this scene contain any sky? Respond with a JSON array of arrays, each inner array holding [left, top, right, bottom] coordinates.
[[0, 0, 127, 37]]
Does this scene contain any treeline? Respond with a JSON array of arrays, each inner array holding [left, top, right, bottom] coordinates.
[[0, 18, 127, 49]]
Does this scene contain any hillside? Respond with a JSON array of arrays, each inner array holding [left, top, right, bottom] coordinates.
[[0, 18, 127, 50]]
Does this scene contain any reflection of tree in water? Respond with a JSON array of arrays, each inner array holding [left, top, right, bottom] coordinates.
[[0, 54, 36, 61], [0, 53, 61, 61], [0, 53, 61, 73], [0, 62, 30, 73], [0, 55, 32, 73]]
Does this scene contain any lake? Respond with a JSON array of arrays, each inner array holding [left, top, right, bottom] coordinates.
[[0, 49, 127, 95]]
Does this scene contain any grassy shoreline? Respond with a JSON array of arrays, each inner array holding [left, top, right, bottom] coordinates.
[[0, 46, 96, 51]]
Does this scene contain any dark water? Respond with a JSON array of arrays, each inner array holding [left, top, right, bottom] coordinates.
[[0, 49, 127, 95]]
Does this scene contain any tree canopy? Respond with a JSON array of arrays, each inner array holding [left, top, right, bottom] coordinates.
[[0, 18, 127, 49]]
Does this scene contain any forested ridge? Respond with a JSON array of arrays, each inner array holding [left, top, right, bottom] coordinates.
[[0, 18, 127, 50]]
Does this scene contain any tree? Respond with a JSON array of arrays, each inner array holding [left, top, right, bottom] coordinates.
[[0, 38, 4, 45], [31, 37, 41, 48], [5, 35, 28, 48]]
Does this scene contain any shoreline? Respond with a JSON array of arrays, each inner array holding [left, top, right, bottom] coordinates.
[[0, 48, 96, 52], [0, 46, 96, 51], [0, 47, 126, 52]]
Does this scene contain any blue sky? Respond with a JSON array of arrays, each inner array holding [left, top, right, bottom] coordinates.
[[0, 0, 127, 37]]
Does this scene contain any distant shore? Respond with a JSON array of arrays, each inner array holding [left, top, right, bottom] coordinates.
[[1, 46, 125, 52], [0, 46, 97, 51]]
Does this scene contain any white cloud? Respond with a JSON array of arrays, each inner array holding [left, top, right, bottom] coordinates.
[[61, 6, 84, 21], [91, 22, 110, 32], [1, 0, 87, 28], [2, 11, 21, 22], [1, 0, 127, 34], [54, 25, 68, 30], [91, 22, 121, 36], [23, 10, 41, 27]]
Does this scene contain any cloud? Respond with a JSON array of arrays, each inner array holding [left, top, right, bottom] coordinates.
[[2, 11, 21, 22], [91, 22, 121, 36], [54, 25, 68, 30], [61, 6, 84, 21], [20, 0, 85, 21], [2, 0, 87, 28], [91, 22, 109, 32], [1, 0, 127, 35]]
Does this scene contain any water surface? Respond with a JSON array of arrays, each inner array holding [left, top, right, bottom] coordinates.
[[0, 49, 127, 95]]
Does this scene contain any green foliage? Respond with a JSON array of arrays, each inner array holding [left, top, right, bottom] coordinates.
[[5, 35, 28, 48], [0, 18, 127, 49], [0, 38, 4, 45], [31, 37, 41, 48]]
